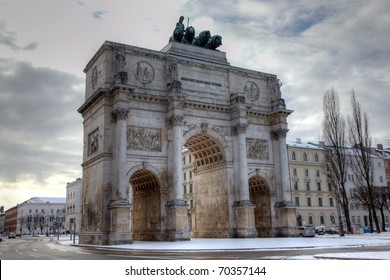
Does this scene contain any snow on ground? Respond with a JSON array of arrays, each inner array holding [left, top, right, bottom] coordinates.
[[58, 232, 390, 259]]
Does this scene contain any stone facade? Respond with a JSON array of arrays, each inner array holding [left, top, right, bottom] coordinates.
[[78, 40, 295, 245], [287, 140, 338, 228]]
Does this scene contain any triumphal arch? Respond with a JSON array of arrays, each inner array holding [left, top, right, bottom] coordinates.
[[78, 18, 296, 245]]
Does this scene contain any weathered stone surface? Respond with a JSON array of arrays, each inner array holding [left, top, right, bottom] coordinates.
[[78, 40, 294, 245]]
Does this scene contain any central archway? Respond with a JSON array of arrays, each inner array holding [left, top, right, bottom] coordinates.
[[183, 132, 231, 238], [130, 169, 162, 241]]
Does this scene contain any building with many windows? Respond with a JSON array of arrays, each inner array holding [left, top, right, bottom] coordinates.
[[287, 139, 338, 228], [4, 205, 18, 235], [346, 147, 388, 232], [16, 197, 66, 236], [66, 178, 82, 234]]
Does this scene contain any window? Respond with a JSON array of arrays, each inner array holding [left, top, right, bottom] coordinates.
[[318, 197, 323, 207], [35, 209, 38, 213], [182, 156, 186, 165], [303, 153, 308, 161], [307, 197, 312, 206], [292, 168, 297, 176], [295, 197, 300, 206], [320, 216, 325, 224], [293, 181, 298, 190], [316, 170, 320, 177], [304, 169, 309, 176], [291, 151, 296, 160], [328, 184, 332, 192], [378, 161, 381, 168], [352, 216, 356, 224], [329, 198, 334, 207], [309, 216, 313, 225], [189, 183, 193, 193], [183, 172, 186, 181], [317, 182, 321, 191], [189, 154, 192, 164], [314, 153, 319, 162], [306, 182, 310, 191], [380, 176, 383, 183], [330, 216, 336, 224], [183, 184, 187, 194], [189, 171, 193, 180]]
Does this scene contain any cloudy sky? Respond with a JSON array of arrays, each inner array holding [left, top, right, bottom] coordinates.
[[1, 0, 390, 210]]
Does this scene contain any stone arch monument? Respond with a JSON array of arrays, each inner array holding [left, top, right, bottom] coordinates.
[[78, 35, 295, 245]]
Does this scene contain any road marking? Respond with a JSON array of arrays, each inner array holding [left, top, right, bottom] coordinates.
[[76, 251, 91, 255]]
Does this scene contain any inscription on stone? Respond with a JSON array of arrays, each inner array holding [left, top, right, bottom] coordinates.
[[181, 76, 222, 87], [127, 126, 161, 151], [246, 138, 268, 160]]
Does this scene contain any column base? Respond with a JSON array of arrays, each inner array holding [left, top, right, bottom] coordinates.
[[233, 200, 258, 238], [107, 199, 133, 245], [275, 201, 296, 237], [166, 200, 190, 241]]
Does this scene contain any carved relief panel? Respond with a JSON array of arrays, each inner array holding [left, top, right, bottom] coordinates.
[[134, 61, 154, 84], [246, 138, 268, 160], [244, 81, 260, 101], [127, 126, 161, 151], [88, 128, 99, 156]]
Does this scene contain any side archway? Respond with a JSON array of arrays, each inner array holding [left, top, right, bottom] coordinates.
[[249, 175, 273, 237], [129, 168, 164, 241]]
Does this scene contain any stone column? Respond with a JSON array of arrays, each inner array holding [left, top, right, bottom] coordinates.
[[272, 128, 296, 237], [273, 129, 292, 204], [108, 107, 132, 245], [114, 108, 130, 200], [232, 123, 257, 238], [166, 114, 189, 241]]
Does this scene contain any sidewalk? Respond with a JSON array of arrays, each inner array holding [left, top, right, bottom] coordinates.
[[57, 232, 390, 259]]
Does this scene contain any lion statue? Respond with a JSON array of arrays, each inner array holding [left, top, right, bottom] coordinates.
[[192, 30, 211, 47], [205, 35, 222, 50], [182, 26, 195, 44]]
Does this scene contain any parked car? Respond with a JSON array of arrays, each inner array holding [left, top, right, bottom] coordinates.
[[325, 227, 339, 234], [315, 226, 326, 235], [0, 234, 3, 241], [8, 232, 16, 238], [296, 226, 315, 237]]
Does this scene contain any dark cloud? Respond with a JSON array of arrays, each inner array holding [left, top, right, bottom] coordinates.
[[0, 59, 84, 185], [180, 0, 390, 144], [92, 10, 108, 19], [0, 20, 39, 51]]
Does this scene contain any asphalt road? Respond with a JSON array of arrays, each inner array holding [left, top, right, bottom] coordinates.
[[1, 236, 390, 260]]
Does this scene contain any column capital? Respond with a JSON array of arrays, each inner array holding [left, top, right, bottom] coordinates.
[[231, 123, 248, 135], [272, 128, 289, 139], [112, 107, 130, 121], [166, 114, 184, 128]]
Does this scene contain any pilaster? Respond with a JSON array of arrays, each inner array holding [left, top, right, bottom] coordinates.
[[231, 123, 257, 238]]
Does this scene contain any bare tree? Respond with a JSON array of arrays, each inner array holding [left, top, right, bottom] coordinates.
[[347, 91, 381, 233], [373, 186, 390, 232], [322, 89, 352, 233]]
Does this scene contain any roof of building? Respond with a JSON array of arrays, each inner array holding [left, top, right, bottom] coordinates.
[[22, 197, 66, 204], [286, 140, 325, 150]]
